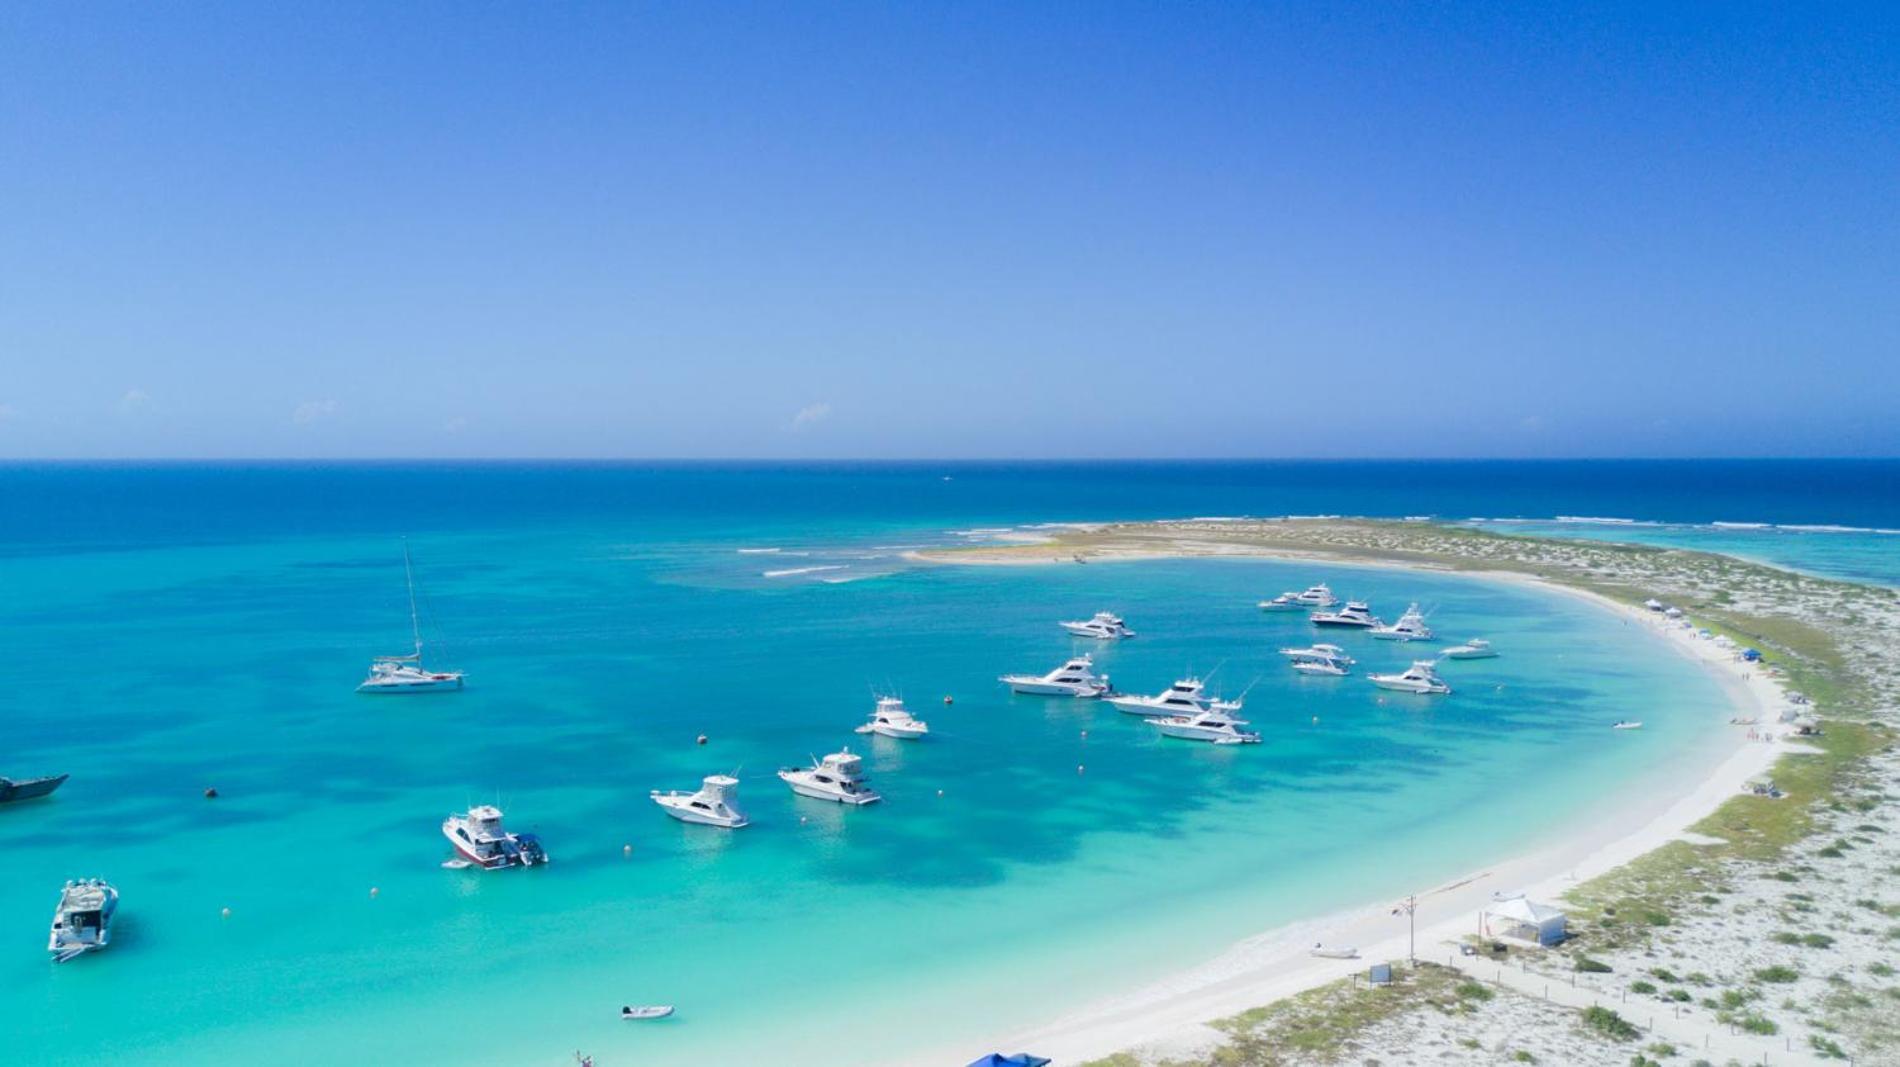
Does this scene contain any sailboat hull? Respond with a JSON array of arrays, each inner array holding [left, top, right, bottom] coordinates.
[[358, 675, 465, 693]]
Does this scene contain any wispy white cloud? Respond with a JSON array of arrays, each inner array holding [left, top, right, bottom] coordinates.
[[790, 401, 832, 431], [119, 388, 151, 414], [0, 403, 15, 422], [1518, 414, 1546, 432], [443, 416, 468, 433], [292, 399, 338, 425]]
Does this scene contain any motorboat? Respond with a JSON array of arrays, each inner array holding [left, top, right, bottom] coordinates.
[[1293, 583, 1338, 607], [358, 542, 464, 693], [1441, 639, 1498, 660], [1257, 592, 1305, 611], [441, 805, 550, 869], [1612, 721, 1644, 730], [1370, 604, 1432, 641], [622, 1006, 675, 1020], [1280, 643, 1355, 666], [1059, 612, 1136, 640], [779, 748, 881, 805], [1310, 601, 1380, 629], [651, 775, 749, 828], [1106, 677, 1240, 718], [1148, 706, 1260, 744], [999, 655, 1111, 697], [48, 879, 118, 962], [1, 773, 68, 804], [1368, 660, 1451, 695], [855, 696, 930, 739], [1309, 944, 1359, 959]]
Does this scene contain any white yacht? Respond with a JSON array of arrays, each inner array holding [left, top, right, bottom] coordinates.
[[442, 805, 549, 869], [1106, 678, 1240, 718], [48, 879, 118, 962], [1368, 660, 1451, 695], [1149, 706, 1260, 744], [779, 748, 881, 805], [1257, 592, 1304, 611], [1370, 603, 1433, 641], [1310, 601, 1381, 629], [358, 542, 464, 694], [1280, 643, 1355, 676], [999, 655, 1111, 697], [1441, 638, 1498, 660], [651, 775, 749, 828], [1293, 583, 1339, 607], [855, 696, 930, 739], [1059, 612, 1136, 640]]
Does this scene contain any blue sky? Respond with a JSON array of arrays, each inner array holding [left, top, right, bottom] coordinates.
[[1, 2, 1895, 458]]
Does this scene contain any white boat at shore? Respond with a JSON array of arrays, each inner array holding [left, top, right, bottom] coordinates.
[[1368, 660, 1451, 695], [1440, 639, 1497, 660], [442, 805, 549, 869], [999, 655, 1111, 697], [1148, 706, 1260, 743], [48, 879, 118, 962], [1370, 603, 1432, 641], [779, 748, 881, 805], [358, 542, 464, 694], [855, 696, 930, 739], [1060, 612, 1136, 640], [651, 775, 749, 828], [1106, 678, 1240, 718], [1309, 943, 1358, 959]]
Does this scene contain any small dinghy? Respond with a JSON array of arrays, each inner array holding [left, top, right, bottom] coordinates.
[[1612, 721, 1643, 730], [622, 1005, 675, 1020], [1309, 943, 1358, 959]]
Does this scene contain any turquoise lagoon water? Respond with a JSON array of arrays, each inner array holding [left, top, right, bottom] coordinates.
[[2, 500, 1740, 1065]]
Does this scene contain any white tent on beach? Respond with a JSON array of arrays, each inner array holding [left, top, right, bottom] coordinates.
[[1482, 895, 1568, 946]]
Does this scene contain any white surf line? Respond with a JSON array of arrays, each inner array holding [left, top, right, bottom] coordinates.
[[762, 564, 847, 578]]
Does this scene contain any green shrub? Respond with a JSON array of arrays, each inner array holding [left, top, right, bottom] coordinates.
[[1810, 1034, 1848, 1059], [1738, 1013, 1778, 1035], [1630, 980, 1657, 994], [1649, 967, 1679, 982], [1665, 988, 1692, 1002], [1582, 1005, 1640, 1041], [1511, 1052, 1536, 1064], [1577, 957, 1614, 973], [1870, 962, 1895, 977], [1755, 965, 1799, 983], [1456, 980, 1494, 1001]]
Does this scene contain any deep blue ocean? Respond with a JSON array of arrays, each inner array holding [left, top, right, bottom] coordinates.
[[1, 460, 1892, 1065]]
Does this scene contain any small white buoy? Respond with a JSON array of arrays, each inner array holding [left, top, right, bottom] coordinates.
[[622, 844, 633, 857], [696, 734, 708, 745], [800, 816, 809, 825], [369, 886, 379, 899], [936, 788, 945, 797], [1080, 729, 1088, 739], [1312, 715, 1319, 725], [1077, 764, 1085, 775], [943, 695, 953, 705], [220, 907, 232, 919]]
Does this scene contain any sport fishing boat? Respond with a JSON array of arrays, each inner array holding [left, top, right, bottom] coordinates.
[[1293, 583, 1339, 607], [358, 542, 464, 694], [1148, 706, 1260, 744], [999, 654, 1111, 697], [778, 748, 881, 805], [1310, 600, 1380, 629], [48, 879, 118, 962], [651, 775, 749, 828], [855, 696, 930, 739], [1257, 592, 1305, 611], [1441, 638, 1498, 660], [1059, 612, 1136, 640], [1280, 644, 1355, 676], [441, 805, 549, 869], [1368, 660, 1451, 695], [0, 773, 68, 804], [1106, 677, 1241, 718], [1370, 603, 1433, 641]]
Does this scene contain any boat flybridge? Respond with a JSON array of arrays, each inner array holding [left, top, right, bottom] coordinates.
[[1369, 660, 1451, 695], [1059, 612, 1136, 640], [1106, 678, 1241, 718], [1149, 705, 1260, 744], [1311, 600, 1380, 629], [1293, 583, 1338, 607], [48, 879, 118, 962], [779, 747, 881, 805], [1370, 604, 1433, 642], [651, 775, 749, 828], [856, 696, 930, 739], [1280, 644, 1355, 676], [999, 655, 1111, 697], [1258, 592, 1303, 611], [1441, 638, 1498, 660], [442, 805, 549, 869], [358, 542, 464, 694]]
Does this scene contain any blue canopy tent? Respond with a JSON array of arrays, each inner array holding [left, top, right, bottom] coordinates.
[[967, 1055, 1053, 1067], [1742, 648, 1763, 662]]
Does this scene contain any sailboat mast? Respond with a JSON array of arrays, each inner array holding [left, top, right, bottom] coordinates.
[[404, 540, 422, 658]]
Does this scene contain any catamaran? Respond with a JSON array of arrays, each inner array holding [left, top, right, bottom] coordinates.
[[358, 542, 464, 694]]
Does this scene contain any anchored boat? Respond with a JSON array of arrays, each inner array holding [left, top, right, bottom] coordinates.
[[652, 775, 749, 828], [999, 655, 1111, 697], [779, 748, 881, 805], [48, 879, 118, 962], [441, 805, 549, 869]]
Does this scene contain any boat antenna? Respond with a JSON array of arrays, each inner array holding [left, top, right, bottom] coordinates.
[[403, 538, 422, 659]]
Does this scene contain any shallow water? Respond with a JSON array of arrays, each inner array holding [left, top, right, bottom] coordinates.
[[3, 513, 1733, 1065]]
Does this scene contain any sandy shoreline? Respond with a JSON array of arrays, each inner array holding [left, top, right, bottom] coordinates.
[[902, 548, 1795, 1066]]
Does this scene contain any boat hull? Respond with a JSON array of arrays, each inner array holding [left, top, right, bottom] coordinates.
[[1443, 650, 1497, 660], [359, 675, 464, 694], [1001, 678, 1104, 697], [1151, 722, 1260, 743], [1369, 678, 1450, 695], [0, 774, 68, 803], [652, 797, 748, 828], [779, 774, 880, 805], [1105, 698, 1175, 717], [1312, 619, 1375, 629], [867, 723, 928, 739]]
